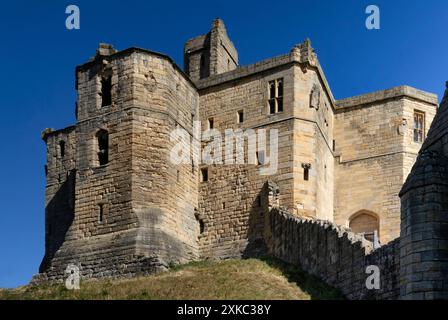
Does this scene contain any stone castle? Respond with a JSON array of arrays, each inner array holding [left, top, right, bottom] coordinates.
[[35, 19, 448, 299]]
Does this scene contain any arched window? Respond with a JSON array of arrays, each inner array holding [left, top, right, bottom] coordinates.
[[96, 129, 109, 166], [349, 210, 379, 242]]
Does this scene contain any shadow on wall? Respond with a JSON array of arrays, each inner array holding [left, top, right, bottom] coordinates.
[[39, 170, 76, 273], [242, 181, 272, 259]]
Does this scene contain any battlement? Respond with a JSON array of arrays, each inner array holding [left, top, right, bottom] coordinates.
[[184, 18, 238, 81]]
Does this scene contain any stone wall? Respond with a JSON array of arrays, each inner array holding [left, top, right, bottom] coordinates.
[[334, 87, 437, 244], [264, 205, 400, 300], [399, 84, 448, 299], [36, 47, 200, 282]]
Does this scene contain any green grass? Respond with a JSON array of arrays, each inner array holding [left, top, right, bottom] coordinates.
[[0, 258, 343, 300]]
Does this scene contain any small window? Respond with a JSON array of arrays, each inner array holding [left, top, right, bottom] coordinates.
[[208, 118, 214, 130], [332, 140, 336, 152], [176, 170, 180, 182], [222, 202, 226, 210], [100, 75, 112, 107], [199, 219, 205, 234], [256, 195, 261, 207], [302, 163, 311, 181], [201, 168, 209, 182], [96, 129, 109, 166], [237, 110, 244, 123], [268, 78, 284, 114], [59, 141, 66, 158], [277, 79, 283, 113], [98, 204, 104, 223], [413, 111, 425, 143]]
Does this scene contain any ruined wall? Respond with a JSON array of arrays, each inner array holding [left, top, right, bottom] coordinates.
[[334, 87, 437, 244], [264, 206, 400, 300], [184, 19, 238, 82]]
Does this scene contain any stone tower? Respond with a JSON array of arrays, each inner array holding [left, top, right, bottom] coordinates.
[[38, 44, 200, 280], [184, 18, 238, 81], [399, 83, 448, 299]]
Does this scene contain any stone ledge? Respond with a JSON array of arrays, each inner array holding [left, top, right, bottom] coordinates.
[[336, 86, 438, 110]]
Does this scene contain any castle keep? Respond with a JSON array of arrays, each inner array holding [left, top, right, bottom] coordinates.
[[37, 20, 447, 298]]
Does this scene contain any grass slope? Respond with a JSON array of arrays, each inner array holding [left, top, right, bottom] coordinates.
[[0, 258, 343, 300]]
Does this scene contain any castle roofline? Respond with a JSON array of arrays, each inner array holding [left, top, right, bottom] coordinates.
[[75, 46, 197, 90], [193, 41, 337, 109], [335, 85, 438, 110]]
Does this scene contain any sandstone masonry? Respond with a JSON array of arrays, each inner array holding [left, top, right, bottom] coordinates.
[[34, 20, 445, 299]]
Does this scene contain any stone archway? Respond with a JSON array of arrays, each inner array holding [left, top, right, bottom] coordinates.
[[349, 210, 379, 242]]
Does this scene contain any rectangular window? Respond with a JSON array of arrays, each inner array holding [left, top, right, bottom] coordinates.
[[237, 110, 244, 123], [208, 118, 214, 130], [302, 163, 311, 181], [201, 168, 209, 182], [268, 78, 284, 114], [100, 75, 112, 107], [98, 204, 104, 223], [413, 111, 425, 143]]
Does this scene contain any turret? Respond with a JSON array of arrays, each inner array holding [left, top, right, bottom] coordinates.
[[184, 19, 238, 81]]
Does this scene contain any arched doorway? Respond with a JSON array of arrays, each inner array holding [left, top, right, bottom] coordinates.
[[349, 210, 379, 242]]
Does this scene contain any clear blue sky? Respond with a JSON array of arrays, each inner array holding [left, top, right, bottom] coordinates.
[[0, 0, 446, 288]]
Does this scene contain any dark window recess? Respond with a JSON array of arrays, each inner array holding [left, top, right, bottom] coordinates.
[[201, 168, 209, 182], [59, 141, 65, 158], [277, 80, 283, 112], [208, 118, 214, 130], [269, 81, 276, 114], [101, 76, 112, 107], [332, 140, 336, 152], [98, 204, 104, 223], [199, 219, 205, 234], [238, 110, 244, 123], [268, 78, 284, 114], [222, 202, 226, 210], [256, 195, 262, 207], [269, 99, 276, 114], [96, 130, 109, 165], [302, 163, 311, 181]]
